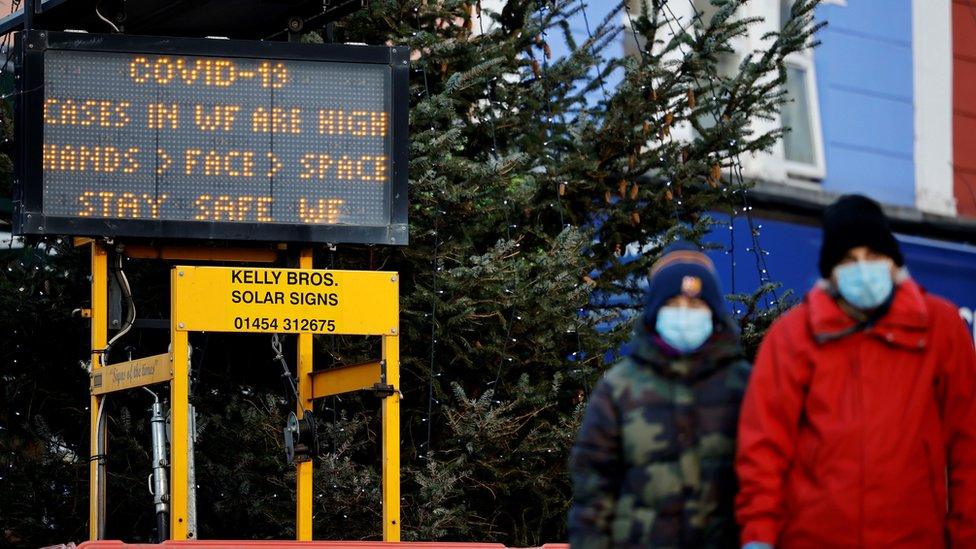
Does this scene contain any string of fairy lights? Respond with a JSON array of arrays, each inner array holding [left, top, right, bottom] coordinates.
[[414, 3, 438, 460], [484, 2, 523, 400], [532, 0, 588, 373], [624, 0, 769, 300], [641, 0, 779, 308], [579, 0, 610, 103], [650, 2, 748, 293], [417, 0, 525, 457], [669, 0, 779, 304], [419, 1, 616, 454], [617, 2, 690, 226]]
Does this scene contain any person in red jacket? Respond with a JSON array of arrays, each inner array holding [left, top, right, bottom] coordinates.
[[735, 194, 976, 549]]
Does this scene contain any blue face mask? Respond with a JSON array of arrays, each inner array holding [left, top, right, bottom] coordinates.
[[655, 306, 714, 354], [834, 260, 894, 310]]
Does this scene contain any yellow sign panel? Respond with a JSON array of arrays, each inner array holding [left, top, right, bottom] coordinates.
[[172, 266, 398, 335]]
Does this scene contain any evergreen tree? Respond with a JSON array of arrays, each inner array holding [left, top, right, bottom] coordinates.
[[0, 1, 819, 546]]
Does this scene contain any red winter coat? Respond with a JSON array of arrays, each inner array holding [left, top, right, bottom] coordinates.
[[735, 278, 976, 548]]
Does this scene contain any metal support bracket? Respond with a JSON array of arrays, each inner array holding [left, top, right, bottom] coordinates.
[[309, 360, 383, 400], [284, 411, 319, 464], [370, 383, 396, 397]]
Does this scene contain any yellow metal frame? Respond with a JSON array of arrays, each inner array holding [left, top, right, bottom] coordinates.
[[88, 242, 401, 542], [296, 249, 314, 541], [89, 242, 107, 540], [166, 252, 401, 542], [170, 300, 191, 539], [382, 334, 401, 540]]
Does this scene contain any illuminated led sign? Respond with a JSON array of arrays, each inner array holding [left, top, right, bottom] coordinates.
[[13, 31, 409, 244]]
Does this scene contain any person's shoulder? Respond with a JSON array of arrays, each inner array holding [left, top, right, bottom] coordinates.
[[765, 298, 810, 337], [603, 356, 641, 386], [922, 290, 962, 320], [584, 359, 641, 410], [920, 289, 969, 338]]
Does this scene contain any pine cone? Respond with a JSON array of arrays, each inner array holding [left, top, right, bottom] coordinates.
[[708, 163, 722, 187]]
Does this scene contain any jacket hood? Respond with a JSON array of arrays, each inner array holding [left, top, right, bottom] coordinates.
[[807, 276, 929, 350]]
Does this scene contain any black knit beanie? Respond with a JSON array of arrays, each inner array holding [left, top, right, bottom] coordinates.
[[818, 194, 904, 278]]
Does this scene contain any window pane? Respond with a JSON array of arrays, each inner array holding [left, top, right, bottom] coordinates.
[[782, 65, 816, 165]]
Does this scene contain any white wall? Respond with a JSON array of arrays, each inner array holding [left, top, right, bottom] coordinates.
[[913, 0, 956, 216]]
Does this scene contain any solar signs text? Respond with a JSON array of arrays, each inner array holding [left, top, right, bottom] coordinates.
[[172, 266, 399, 336]]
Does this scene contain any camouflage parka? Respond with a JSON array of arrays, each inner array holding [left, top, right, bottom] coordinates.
[[568, 320, 750, 549]]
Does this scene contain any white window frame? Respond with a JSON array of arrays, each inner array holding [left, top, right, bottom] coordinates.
[[779, 47, 827, 181], [626, 0, 827, 186], [742, 0, 826, 184]]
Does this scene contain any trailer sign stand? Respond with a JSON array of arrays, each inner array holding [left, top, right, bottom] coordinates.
[[82, 242, 402, 542], [20, 27, 411, 543]]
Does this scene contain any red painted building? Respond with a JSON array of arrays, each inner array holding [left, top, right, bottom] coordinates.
[[954, 0, 976, 216]]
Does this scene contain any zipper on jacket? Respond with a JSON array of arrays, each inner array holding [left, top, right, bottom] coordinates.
[[854, 352, 865, 549]]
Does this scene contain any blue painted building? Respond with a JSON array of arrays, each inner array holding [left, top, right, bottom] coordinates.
[[682, 1, 976, 341], [814, 1, 916, 206]]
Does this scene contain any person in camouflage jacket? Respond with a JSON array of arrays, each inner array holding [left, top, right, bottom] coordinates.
[[569, 242, 750, 549]]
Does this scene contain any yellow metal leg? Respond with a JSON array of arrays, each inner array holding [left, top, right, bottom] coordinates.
[[170, 292, 190, 540], [382, 333, 401, 541], [296, 248, 314, 541], [89, 243, 108, 540]]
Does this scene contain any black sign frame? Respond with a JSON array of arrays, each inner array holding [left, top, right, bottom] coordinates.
[[13, 30, 409, 245]]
